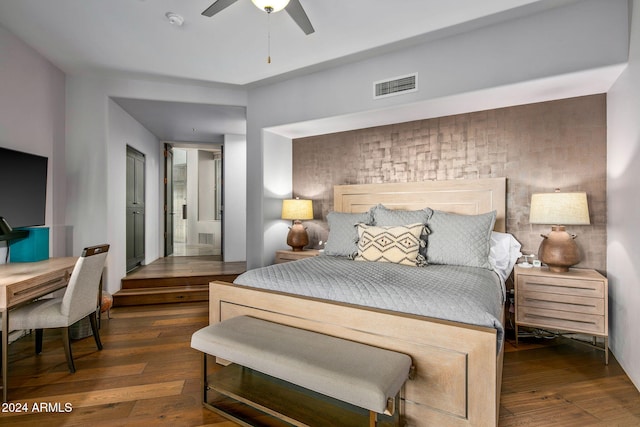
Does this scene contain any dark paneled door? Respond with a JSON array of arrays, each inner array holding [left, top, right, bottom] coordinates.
[[126, 146, 145, 272], [164, 144, 174, 257]]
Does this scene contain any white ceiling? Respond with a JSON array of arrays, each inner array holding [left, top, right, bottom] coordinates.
[[0, 0, 588, 143], [0, 0, 568, 86]]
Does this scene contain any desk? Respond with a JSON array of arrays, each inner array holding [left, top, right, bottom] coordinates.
[[0, 257, 77, 402]]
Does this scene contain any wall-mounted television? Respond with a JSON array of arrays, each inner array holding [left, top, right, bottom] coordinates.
[[0, 147, 48, 229]]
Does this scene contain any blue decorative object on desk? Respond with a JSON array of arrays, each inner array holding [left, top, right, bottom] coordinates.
[[10, 227, 49, 262]]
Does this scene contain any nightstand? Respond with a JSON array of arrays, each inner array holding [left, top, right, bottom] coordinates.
[[274, 249, 320, 264], [514, 265, 609, 364]]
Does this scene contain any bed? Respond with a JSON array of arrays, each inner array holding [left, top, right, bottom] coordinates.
[[209, 177, 511, 426]]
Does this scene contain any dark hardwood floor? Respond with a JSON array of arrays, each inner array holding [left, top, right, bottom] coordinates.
[[123, 256, 245, 282], [500, 333, 640, 426], [2, 301, 639, 426]]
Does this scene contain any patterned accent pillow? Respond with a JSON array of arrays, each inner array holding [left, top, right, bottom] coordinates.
[[324, 211, 373, 258], [426, 210, 496, 269], [355, 223, 426, 267], [372, 204, 432, 259]]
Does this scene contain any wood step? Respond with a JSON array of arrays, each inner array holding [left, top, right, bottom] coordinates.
[[117, 273, 242, 306], [121, 273, 240, 289], [116, 257, 246, 306], [113, 285, 209, 306]]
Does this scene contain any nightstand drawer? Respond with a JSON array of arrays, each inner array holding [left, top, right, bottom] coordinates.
[[274, 250, 320, 264], [514, 266, 609, 363], [519, 275, 603, 298], [275, 254, 304, 263], [517, 291, 605, 315], [517, 306, 605, 335]]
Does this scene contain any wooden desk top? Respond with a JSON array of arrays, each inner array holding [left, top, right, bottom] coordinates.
[[0, 257, 77, 309]]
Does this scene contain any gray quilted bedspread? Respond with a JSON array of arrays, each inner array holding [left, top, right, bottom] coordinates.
[[233, 255, 505, 352]]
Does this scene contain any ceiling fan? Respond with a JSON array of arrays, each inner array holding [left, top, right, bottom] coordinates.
[[201, 0, 315, 35]]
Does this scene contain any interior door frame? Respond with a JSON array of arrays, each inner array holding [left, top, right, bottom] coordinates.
[[219, 145, 224, 260], [163, 145, 224, 258]]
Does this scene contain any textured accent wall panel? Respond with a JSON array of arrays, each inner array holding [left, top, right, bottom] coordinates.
[[293, 95, 607, 271]]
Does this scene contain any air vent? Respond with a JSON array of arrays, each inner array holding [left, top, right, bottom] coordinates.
[[373, 73, 418, 99]]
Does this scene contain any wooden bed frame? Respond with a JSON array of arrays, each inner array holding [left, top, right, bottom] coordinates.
[[209, 177, 506, 426]]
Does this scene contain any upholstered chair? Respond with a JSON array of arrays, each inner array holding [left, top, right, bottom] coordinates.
[[8, 244, 109, 373]]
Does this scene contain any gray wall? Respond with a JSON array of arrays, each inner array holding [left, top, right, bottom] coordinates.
[[263, 132, 293, 265], [0, 24, 66, 262], [223, 134, 247, 262], [107, 99, 162, 286], [607, 0, 640, 392]]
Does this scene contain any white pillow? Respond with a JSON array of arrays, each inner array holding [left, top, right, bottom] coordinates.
[[489, 231, 522, 282]]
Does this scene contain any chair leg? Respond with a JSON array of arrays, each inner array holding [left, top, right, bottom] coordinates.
[[35, 329, 43, 354], [61, 327, 76, 373], [89, 312, 103, 351]]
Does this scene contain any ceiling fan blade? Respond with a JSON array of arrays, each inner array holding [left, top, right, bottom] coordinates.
[[285, 0, 315, 35], [201, 0, 238, 17]]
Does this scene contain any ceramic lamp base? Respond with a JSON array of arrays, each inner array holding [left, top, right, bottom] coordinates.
[[286, 220, 309, 251], [538, 225, 581, 273]]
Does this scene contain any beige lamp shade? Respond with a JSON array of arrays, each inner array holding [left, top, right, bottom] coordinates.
[[281, 198, 313, 221], [529, 192, 590, 225]]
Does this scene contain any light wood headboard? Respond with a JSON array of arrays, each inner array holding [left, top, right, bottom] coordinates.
[[334, 178, 506, 232]]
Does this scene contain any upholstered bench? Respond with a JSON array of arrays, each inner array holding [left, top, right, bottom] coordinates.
[[191, 315, 413, 427]]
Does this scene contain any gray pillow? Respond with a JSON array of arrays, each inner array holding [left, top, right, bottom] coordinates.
[[426, 210, 497, 269], [323, 211, 373, 258], [372, 204, 433, 226], [373, 204, 432, 260]]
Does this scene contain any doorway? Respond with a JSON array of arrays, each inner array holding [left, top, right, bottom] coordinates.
[[164, 144, 174, 257], [165, 146, 223, 257], [126, 146, 145, 271]]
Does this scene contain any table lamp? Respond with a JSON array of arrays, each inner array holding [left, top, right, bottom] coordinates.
[[529, 190, 590, 272], [281, 198, 313, 251]]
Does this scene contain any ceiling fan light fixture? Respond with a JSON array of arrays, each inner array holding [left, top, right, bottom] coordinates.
[[251, 0, 290, 13]]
